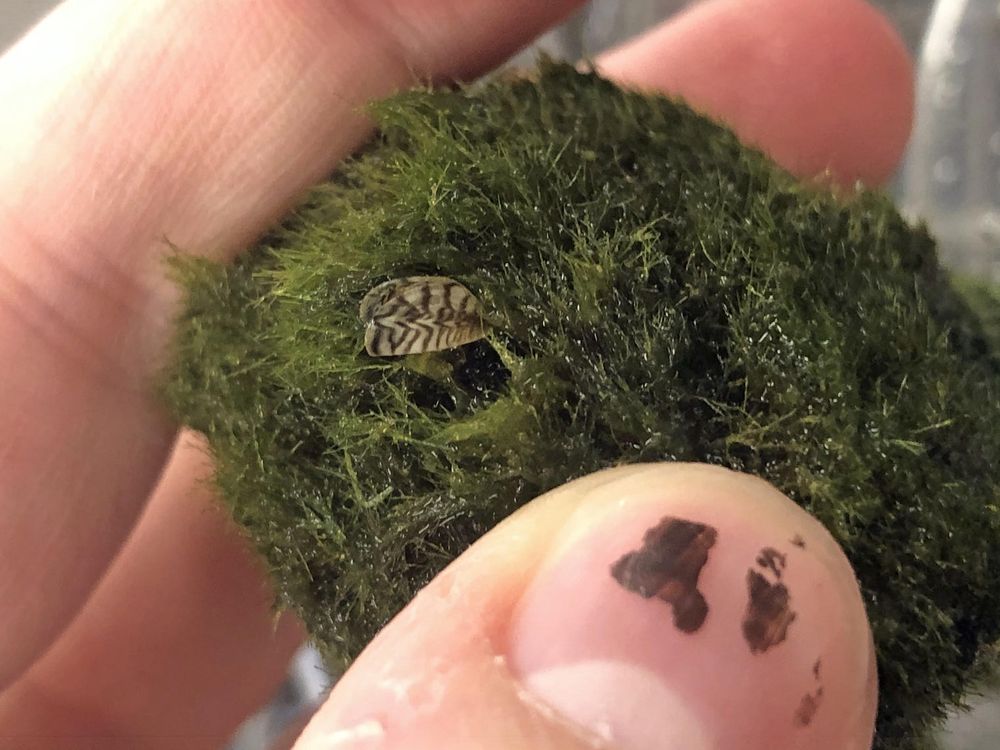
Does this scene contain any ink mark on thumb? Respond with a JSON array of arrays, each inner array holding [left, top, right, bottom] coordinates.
[[794, 658, 825, 727], [610, 516, 718, 633], [742, 545, 797, 653]]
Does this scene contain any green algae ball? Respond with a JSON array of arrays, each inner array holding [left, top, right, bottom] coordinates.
[[164, 63, 1000, 749]]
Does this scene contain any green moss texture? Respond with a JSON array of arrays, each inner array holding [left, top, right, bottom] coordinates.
[[164, 63, 1000, 748]]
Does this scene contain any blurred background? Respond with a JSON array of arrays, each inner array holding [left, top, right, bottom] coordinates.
[[1, 1, 997, 748]]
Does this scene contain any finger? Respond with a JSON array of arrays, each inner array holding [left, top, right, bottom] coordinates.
[[292, 465, 876, 750], [0, 434, 303, 750], [0, 0, 583, 689], [597, 0, 913, 186]]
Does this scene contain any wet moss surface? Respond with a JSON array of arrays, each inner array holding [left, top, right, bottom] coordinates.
[[164, 63, 1000, 748]]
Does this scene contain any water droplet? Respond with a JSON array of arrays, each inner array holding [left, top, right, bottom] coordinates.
[[934, 157, 960, 184]]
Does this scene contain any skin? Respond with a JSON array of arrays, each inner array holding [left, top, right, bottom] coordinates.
[[0, 0, 912, 748]]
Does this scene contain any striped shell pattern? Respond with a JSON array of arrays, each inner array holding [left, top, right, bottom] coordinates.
[[358, 276, 487, 356]]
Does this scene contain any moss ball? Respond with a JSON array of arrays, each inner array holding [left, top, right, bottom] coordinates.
[[164, 62, 1000, 748]]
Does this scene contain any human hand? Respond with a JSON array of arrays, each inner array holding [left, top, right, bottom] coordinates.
[[0, 1, 912, 749]]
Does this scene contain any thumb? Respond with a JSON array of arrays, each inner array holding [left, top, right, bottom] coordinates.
[[292, 463, 877, 750]]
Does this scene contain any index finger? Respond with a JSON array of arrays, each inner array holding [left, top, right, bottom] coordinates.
[[597, 0, 913, 186]]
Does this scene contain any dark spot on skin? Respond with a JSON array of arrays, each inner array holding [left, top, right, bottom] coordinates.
[[792, 656, 825, 727], [610, 517, 718, 633], [742, 569, 797, 653], [756, 547, 787, 579], [791, 535, 806, 549], [794, 686, 824, 727]]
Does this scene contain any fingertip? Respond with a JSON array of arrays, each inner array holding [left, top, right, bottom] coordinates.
[[597, 0, 914, 186], [509, 465, 876, 750]]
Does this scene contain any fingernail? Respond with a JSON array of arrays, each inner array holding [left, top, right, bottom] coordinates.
[[507, 467, 874, 750]]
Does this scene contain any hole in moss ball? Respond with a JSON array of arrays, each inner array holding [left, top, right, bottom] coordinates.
[[341, 369, 405, 421], [453, 339, 511, 401], [409, 377, 457, 413], [493, 329, 529, 358]]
